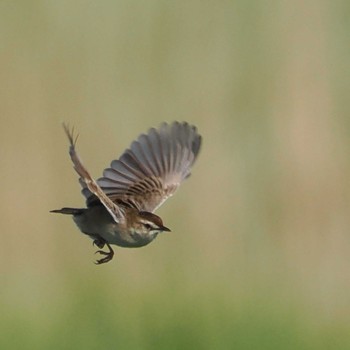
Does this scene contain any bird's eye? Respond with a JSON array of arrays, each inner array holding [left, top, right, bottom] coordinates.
[[144, 223, 152, 230]]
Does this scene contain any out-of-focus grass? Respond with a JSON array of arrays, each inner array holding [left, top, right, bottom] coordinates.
[[1, 1, 350, 349], [2, 279, 350, 349]]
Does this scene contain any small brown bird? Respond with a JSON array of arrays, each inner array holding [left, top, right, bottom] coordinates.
[[51, 122, 202, 264]]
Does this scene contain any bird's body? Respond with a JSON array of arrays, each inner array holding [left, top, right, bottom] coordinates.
[[72, 205, 160, 248], [51, 121, 201, 264]]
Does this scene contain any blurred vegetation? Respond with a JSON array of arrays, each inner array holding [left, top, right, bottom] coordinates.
[[1, 1, 350, 349]]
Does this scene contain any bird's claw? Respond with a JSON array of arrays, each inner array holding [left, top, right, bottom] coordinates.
[[93, 243, 114, 265], [94, 254, 113, 265], [94, 250, 109, 256]]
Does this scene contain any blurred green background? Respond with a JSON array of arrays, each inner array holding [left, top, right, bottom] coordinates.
[[1, 1, 349, 349]]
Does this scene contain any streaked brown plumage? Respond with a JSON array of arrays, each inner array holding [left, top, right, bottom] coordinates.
[[51, 122, 202, 264]]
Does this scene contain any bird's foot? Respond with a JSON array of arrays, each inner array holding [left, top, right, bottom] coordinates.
[[94, 243, 114, 265]]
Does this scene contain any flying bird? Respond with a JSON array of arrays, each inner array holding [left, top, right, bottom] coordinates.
[[51, 122, 202, 264]]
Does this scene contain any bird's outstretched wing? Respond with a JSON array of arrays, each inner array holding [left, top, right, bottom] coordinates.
[[82, 122, 202, 212], [63, 124, 125, 223]]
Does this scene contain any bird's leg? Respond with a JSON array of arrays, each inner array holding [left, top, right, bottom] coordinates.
[[94, 242, 115, 265], [92, 237, 105, 249]]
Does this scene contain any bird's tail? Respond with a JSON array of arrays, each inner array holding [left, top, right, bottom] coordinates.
[[50, 207, 85, 215]]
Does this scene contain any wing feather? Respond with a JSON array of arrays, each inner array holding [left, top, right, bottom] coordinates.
[[83, 121, 202, 212]]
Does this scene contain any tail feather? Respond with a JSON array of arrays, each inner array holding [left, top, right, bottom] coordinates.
[[50, 207, 85, 215]]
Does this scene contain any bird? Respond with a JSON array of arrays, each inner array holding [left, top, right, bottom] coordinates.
[[51, 121, 202, 264]]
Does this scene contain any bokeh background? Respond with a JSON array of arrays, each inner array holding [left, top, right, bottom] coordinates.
[[1, 1, 349, 349]]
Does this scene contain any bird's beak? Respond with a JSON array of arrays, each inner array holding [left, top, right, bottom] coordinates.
[[161, 226, 171, 232]]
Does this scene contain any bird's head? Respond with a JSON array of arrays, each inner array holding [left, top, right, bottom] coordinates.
[[135, 211, 171, 235]]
